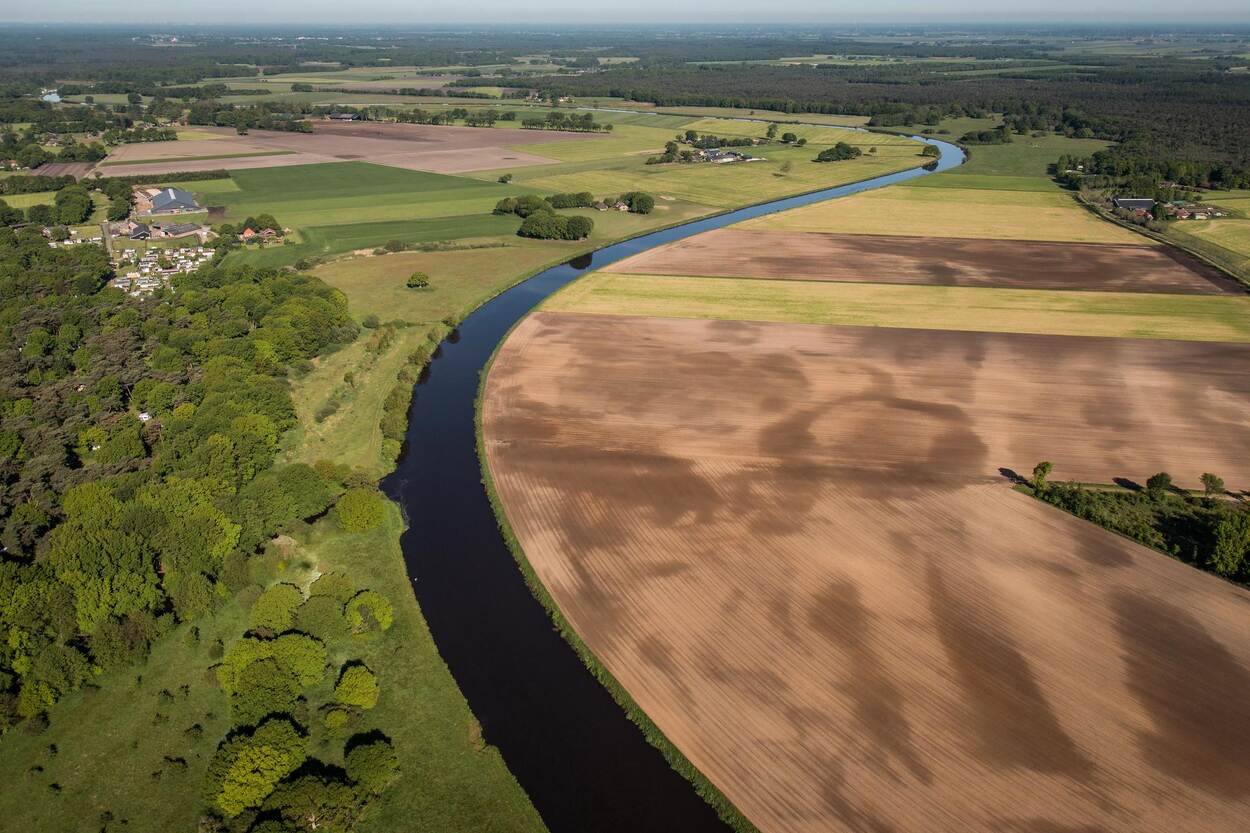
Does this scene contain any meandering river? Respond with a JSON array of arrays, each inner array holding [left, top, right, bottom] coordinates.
[[380, 137, 965, 833]]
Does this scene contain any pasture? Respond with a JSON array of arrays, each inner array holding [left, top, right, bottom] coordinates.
[[482, 310, 1250, 833], [743, 184, 1150, 243]]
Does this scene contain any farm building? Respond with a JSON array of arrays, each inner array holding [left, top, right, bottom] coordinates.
[[129, 223, 150, 240], [148, 187, 201, 214], [327, 112, 363, 121], [152, 222, 202, 239], [1113, 197, 1156, 213]]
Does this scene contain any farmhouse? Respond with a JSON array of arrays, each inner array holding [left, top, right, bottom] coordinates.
[[327, 112, 363, 121]]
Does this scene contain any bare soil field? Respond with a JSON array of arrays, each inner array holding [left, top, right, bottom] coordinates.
[[483, 311, 1250, 833], [38, 161, 94, 179], [604, 228, 1240, 294], [98, 122, 595, 176]]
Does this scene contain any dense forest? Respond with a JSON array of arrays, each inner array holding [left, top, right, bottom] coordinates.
[[519, 59, 1250, 173], [0, 227, 358, 727]]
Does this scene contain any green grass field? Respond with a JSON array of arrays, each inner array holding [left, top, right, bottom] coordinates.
[[209, 162, 539, 230], [744, 183, 1149, 244], [545, 273, 1250, 342], [948, 134, 1111, 179]]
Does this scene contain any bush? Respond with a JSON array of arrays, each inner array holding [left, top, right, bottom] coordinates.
[[345, 738, 400, 795], [295, 595, 349, 642], [517, 212, 592, 240], [512, 194, 551, 218], [361, 314, 380, 329], [405, 272, 429, 289], [547, 191, 594, 209], [334, 665, 379, 709], [815, 142, 863, 162], [382, 239, 407, 252], [492, 197, 517, 215], [345, 590, 394, 634], [497, 173, 513, 184], [248, 584, 304, 634], [335, 488, 386, 533]]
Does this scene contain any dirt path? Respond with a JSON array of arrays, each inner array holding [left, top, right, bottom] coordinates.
[[483, 312, 1250, 833]]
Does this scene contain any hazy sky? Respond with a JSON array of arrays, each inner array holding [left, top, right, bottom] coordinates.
[[3, 3, 1250, 25]]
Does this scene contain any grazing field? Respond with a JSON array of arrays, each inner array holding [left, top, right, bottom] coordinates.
[[604, 229, 1236, 294], [482, 311, 1250, 833], [210, 162, 536, 229], [543, 273, 1250, 341], [743, 184, 1150, 244]]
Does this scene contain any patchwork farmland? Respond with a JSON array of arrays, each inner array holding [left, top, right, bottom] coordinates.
[[481, 140, 1250, 833]]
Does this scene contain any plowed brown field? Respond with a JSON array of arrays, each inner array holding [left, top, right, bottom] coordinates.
[[99, 122, 593, 176], [603, 228, 1239, 294], [482, 311, 1250, 833]]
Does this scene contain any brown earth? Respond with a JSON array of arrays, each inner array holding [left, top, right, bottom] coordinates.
[[38, 161, 95, 179], [604, 228, 1240, 294], [98, 122, 594, 176], [482, 311, 1250, 833]]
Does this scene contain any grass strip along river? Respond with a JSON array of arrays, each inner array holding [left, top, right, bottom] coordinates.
[[379, 137, 966, 833]]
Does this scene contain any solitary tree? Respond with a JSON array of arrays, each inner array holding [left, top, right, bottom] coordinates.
[[1145, 471, 1173, 499], [1201, 472, 1225, 498], [406, 272, 429, 289], [765, 123, 778, 139], [1031, 461, 1052, 491]]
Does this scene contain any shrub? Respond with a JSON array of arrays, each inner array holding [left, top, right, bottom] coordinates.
[[1145, 471, 1173, 498], [309, 572, 356, 604], [382, 240, 406, 252], [295, 595, 349, 642], [547, 191, 594, 209], [248, 584, 303, 634], [230, 657, 301, 727], [815, 142, 863, 162], [512, 194, 552, 218], [405, 272, 429, 289], [345, 590, 394, 634], [497, 173, 513, 184], [205, 718, 306, 816], [323, 706, 351, 731], [492, 197, 517, 214], [345, 738, 400, 795], [334, 665, 379, 709], [563, 215, 594, 240], [335, 488, 385, 533]]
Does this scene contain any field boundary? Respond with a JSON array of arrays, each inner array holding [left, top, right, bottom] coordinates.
[[475, 340, 761, 833]]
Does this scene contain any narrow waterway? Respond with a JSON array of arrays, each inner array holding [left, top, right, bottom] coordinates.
[[380, 138, 965, 833]]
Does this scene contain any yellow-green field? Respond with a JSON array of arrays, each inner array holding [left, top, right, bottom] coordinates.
[[743, 184, 1150, 244], [544, 273, 1250, 342], [1164, 218, 1250, 282]]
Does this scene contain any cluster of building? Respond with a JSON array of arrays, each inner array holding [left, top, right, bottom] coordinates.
[[1112, 197, 1230, 222], [108, 245, 214, 295], [47, 230, 104, 247], [124, 219, 207, 241], [699, 148, 759, 164]]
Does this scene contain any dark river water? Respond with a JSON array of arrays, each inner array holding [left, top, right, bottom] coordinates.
[[379, 138, 966, 833]]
